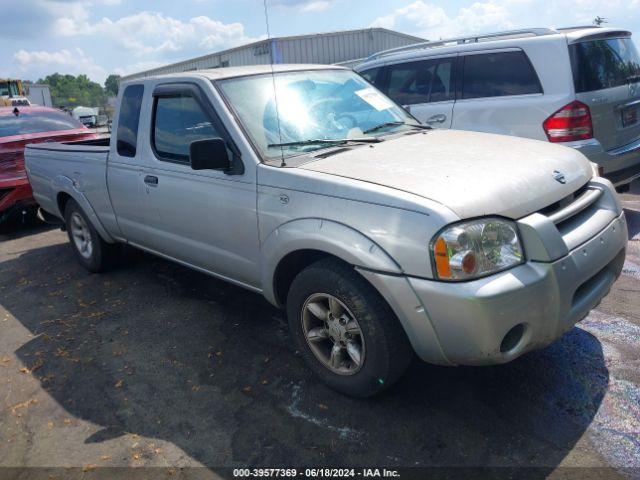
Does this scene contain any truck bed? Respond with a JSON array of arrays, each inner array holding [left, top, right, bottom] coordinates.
[[26, 135, 111, 151], [25, 136, 113, 224]]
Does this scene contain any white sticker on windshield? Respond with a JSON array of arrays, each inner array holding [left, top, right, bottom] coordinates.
[[355, 88, 394, 111]]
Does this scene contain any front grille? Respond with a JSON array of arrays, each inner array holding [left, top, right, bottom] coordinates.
[[538, 183, 601, 228], [538, 183, 589, 219], [537, 182, 613, 251]]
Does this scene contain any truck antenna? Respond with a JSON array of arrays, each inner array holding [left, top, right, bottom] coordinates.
[[263, 0, 286, 167]]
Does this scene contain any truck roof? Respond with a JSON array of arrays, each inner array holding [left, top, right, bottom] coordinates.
[[122, 64, 349, 85]]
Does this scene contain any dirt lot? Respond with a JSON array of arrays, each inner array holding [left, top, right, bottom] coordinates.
[[0, 182, 639, 479]]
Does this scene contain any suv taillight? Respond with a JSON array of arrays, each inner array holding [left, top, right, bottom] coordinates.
[[543, 101, 593, 143]]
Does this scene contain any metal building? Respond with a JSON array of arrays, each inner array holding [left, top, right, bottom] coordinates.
[[26, 84, 52, 107], [120, 28, 424, 81]]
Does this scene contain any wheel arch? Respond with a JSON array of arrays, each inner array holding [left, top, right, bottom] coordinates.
[[262, 218, 402, 307], [53, 175, 115, 243]]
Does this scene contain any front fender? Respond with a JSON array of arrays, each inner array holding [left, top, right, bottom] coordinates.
[[52, 175, 115, 243], [260, 218, 402, 305]]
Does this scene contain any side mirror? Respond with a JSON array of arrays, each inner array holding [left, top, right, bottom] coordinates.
[[189, 138, 231, 171]]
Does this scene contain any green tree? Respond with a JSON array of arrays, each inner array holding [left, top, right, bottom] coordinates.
[[104, 74, 121, 97], [37, 73, 106, 108]]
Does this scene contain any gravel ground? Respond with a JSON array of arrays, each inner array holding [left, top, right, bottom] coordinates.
[[0, 181, 639, 480]]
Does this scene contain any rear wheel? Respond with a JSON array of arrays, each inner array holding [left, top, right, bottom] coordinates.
[[64, 199, 119, 272], [286, 258, 413, 397]]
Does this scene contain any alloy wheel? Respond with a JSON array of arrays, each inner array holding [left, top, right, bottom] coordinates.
[[301, 293, 365, 375]]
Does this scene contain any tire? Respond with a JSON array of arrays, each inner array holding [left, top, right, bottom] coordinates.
[[64, 199, 119, 273], [286, 258, 413, 397]]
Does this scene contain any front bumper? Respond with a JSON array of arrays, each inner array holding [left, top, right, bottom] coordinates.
[[359, 211, 627, 366]]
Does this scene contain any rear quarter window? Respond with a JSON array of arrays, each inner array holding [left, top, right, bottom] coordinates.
[[570, 37, 640, 93], [461, 51, 542, 99], [0, 110, 83, 137], [116, 84, 144, 157]]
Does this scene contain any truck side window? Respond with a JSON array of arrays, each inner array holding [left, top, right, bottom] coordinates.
[[116, 84, 144, 157], [461, 51, 541, 99], [153, 95, 220, 162]]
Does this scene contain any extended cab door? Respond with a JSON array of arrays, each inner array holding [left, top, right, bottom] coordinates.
[[107, 84, 149, 243], [369, 56, 456, 128], [134, 82, 260, 288]]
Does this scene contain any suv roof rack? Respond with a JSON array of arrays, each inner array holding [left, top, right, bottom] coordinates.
[[363, 27, 560, 63], [555, 25, 600, 32]]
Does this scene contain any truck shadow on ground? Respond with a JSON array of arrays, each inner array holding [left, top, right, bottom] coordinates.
[[2, 242, 609, 472], [0, 218, 58, 241]]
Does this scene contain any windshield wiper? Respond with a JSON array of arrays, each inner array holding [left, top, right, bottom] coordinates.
[[268, 137, 382, 148], [363, 121, 405, 134], [406, 123, 432, 130], [363, 121, 432, 135]]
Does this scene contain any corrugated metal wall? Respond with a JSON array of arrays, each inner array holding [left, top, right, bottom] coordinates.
[[121, 28, 423, 81], [276, 29, 419, 65]]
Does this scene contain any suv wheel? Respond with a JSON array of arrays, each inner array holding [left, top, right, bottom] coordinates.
[[286, 258, 413, 397], [64, 199, 119, 272]]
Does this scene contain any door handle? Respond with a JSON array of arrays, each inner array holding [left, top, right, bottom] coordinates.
[[144, 175, 159, 186], [426, 114, 447, 124]]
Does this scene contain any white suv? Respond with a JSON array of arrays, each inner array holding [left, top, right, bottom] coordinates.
[[356, 27, 640, 191]]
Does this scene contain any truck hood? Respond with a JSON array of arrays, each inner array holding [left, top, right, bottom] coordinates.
[[300, 130, 593, 219]]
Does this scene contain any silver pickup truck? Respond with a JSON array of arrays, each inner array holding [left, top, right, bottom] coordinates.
[[25, 65, 628, 397]]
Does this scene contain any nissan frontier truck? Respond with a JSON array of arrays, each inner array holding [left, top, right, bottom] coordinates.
[[25, 65, 628, 397]]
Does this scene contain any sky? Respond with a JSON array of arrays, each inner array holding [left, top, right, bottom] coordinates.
[[3, 0, 640, 85]]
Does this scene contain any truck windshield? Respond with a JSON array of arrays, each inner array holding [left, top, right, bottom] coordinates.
[[570, 37, 640, 92], [0, 109, 84, 137], [217, 69, 418, 160]]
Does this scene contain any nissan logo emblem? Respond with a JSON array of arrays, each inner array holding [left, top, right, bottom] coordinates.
[[553, 170, 567, 184]]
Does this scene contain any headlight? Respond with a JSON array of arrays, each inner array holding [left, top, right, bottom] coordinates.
[[430, 218, 524, 281]]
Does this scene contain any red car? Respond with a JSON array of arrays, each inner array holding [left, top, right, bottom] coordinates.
[[0, 106, 99, 224]]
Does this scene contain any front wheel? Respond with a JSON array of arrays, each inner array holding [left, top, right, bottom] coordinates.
[[286, 258, 413, 397], [64, 199, 119, 273]]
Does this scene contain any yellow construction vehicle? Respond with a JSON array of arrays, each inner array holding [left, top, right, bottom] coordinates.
[[0, 79, 31, 107]]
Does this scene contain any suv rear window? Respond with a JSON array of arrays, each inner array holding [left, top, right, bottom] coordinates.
[[0, 109, 83, 137], [570, 37, 640, 93], [461, 51, 541, 99]]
